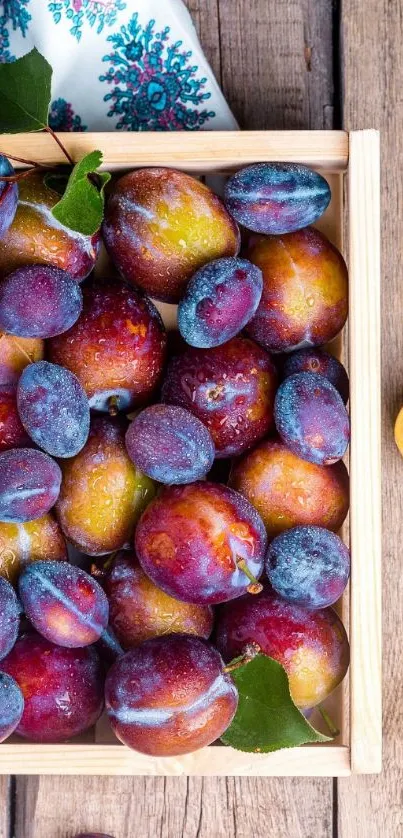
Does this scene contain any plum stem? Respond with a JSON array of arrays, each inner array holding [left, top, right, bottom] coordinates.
[[318, 705, 340, 738], [0, 166, 50, 183], [236, 557, 263, 594], [1, 153, 48, 168], [107, 396, 120, 417], [223, 642, 261, 673], [44, 126, 74, 165]]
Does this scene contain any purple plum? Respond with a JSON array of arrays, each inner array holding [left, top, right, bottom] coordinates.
[[177, 257, 263, 348]]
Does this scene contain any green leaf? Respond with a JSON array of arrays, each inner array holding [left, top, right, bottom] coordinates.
[[51, 151, 111, 236], [0, 48, 52, 133], [221, 654, 331, 753]]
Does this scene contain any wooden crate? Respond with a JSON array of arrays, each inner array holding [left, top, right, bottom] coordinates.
[[0, 130, 381, 777]]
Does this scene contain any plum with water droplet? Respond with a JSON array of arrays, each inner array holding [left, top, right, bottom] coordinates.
[[17, 360, 90, 458], [0, 332, 44, 386], [103, 167, 240, 303], [0, 171, 99, 281], [125, 404, 215, 484], [105, 634, 238, 755], [19, 561, 109, 648], [224, 163, 331, 234], [135, 481, 266, 605], [104, 550, 213, 647], [0, 384, 31, 452], [246, 227, 348, 353], [177, 257, 263, 348], [0, 265, 82, 338], [216, 589, 349, 709], [0, 577, 20, 660], [48, 278, 167, 414], [0, 448, 61, 523], [56, 416, 155, 556], [1, 632, 104, 742], [0, 672, 24, 742], [229, 439, 349, 536], [282, 348, 349, 403], [266, 525, 350, 608], [274, 372, 350, 465], [162, 336, 277, 458], [0, 513, 67, 585]]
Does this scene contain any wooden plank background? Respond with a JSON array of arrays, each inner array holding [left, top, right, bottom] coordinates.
[[0, 0, 396, 835]]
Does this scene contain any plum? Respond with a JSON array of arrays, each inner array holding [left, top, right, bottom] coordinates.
[[0, 155, 18, 239], [0, 384, 31, 451], [229, 439, 349, 536], [246, 227, 348, 353], [265, 526, 350, 608], [177, 257, 263, 348], [0, 672, 24, 743], [19, 561, 109, 648], [0, 577, 20, 660], [395, 406, 403, 457], [17, 361, 90, 458], [0, 171, 99, 281], [56, 416, 155, 556], [125, 404, 215, 484], [104, 550, 213, 647], [103, 167, 240, 303], [216, 589, 350, 708], [274, 372, 350, 465], [0, 332, 44, 386], [0, 448, 62, 523], [0, 265, 83, 339], [105, 634, 238, 756], [1, 633, 104, 741], [48, 278, 167, 414], [162, 336, 277, 458], [0, 514, 67, 585], [281, 348, 349, 404], [135, 481, 266, 605], [224, 163, 331, 234]]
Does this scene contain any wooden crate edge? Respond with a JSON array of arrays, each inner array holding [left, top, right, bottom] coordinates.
[[0, 130, 349, 172], [0, 744, 351, 777], [348, 129, 382, 774]]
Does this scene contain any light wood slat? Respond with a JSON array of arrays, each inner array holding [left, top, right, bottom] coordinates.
[[338, 0, 401, 833], [0, 131, 348, 172], [2, 743, 350, 778], [348, 130, 381, 774], [15, 775, 334, 838]]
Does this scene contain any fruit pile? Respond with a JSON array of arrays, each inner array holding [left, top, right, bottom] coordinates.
[[0, 156, 350, 757]]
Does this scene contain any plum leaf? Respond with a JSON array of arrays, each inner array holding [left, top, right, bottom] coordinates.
[[0, 49, 52, 133], [221, 654, 331, 752], [51, 151, 111, 235]]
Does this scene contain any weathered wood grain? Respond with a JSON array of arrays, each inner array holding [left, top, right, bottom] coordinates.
[[217, 0, 335, 128], [338, 0, 402, 834], [0, 778, 10, 838], [184, 0, 222, 82], [15, 776, 334, 838]]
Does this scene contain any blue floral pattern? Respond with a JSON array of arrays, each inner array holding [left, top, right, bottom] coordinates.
[[49, 98, 87, 131], [48, 0, 126, 42], [0, 0, 32, 62], [99, 13, 215, 130]]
